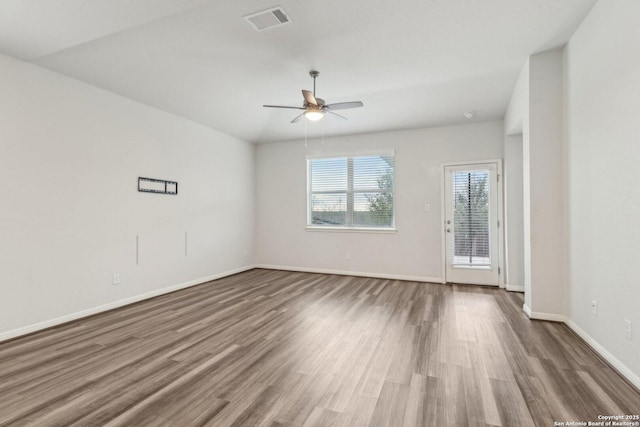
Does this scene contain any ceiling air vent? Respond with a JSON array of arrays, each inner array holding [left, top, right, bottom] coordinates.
[[244, 6, 291, 32]]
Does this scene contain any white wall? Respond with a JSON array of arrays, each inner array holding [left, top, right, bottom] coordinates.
[[504, 61, 532, 307], [255, 121, 504, 281], [504, 61, 529, 136], [504, 134, 524, 291], [504, 51, 567, 316], [0, 53, 254, 339], [527, 50, 566, 318], [564, 0, 640, 384]]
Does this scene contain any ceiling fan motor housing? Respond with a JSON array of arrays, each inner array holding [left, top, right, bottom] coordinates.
[[305, 98, 325, 108]]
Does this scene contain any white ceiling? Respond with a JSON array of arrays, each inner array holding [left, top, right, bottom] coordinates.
[[0, 0, 596, 143]]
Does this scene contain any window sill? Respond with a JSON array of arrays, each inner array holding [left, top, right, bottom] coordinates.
[[452, 265, 492, 271], [305, 226, 397, 234]]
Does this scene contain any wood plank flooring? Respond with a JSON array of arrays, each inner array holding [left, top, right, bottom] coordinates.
[[0, 269, 638, 426]]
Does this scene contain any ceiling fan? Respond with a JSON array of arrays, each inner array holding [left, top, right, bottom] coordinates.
[[263, 71, 363, 123]]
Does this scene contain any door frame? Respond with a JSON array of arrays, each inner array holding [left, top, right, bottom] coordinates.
[[440, 159, 505, 288]]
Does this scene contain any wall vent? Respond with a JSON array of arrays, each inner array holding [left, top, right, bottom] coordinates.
[[244, 6, 291, 32]]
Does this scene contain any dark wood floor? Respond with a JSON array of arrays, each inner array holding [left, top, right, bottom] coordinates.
[[0, 269, 638, 426]]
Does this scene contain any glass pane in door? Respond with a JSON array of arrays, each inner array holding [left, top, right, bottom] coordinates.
[[452, 170, 491, 266]]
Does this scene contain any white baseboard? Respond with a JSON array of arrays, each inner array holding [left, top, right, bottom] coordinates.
[[565, 319, 640, 391], [0, 265, 255, 344], [254, 264, 444, 284], [521, 304, 566, 322], [521, 305, 639, 390], [530, 312, 567, 322], [506, 284, 525, 292]]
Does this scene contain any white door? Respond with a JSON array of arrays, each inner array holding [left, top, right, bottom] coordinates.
[[444, 163, 500, 286]]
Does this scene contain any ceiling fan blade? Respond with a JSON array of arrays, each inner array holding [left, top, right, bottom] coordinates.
[[302, 90, 317, 106], [328, 111, 348, 120], [291, 113, 305, 123], [325, 101, 363, 111], [263, 105, 305, 110]]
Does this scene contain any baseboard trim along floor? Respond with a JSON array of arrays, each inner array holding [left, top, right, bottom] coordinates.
[[0, 265, 255, 344], [254, 263, 444, 284], [523, 304, 640, 391]]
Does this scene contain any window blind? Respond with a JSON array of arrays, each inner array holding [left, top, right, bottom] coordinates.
[[452, 170, 490, 265], [308, 154, 395, 228]]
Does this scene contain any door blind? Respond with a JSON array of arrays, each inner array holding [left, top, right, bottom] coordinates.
[[452, 170, 491, 265]]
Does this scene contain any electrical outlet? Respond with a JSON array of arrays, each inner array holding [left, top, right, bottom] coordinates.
[[112, 273, 121, 285], [345, 252, 351, 261], [591, 300, 597, 316], [625, 320, 632, 340]]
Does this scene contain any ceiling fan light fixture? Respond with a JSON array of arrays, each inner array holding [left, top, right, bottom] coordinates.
[[304, 110, 324, 121]]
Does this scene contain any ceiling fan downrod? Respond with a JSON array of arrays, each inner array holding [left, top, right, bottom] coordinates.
[[310, 70, 319, 97]]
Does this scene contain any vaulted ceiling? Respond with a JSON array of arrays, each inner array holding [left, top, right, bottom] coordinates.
[[0, 0, 596, 143]]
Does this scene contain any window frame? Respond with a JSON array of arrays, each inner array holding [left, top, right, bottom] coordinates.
[[305, 151, 397, 232]]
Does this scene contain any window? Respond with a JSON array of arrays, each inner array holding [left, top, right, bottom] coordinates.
[[307, 153, 395, 229], [451, 170, 490, 265]]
